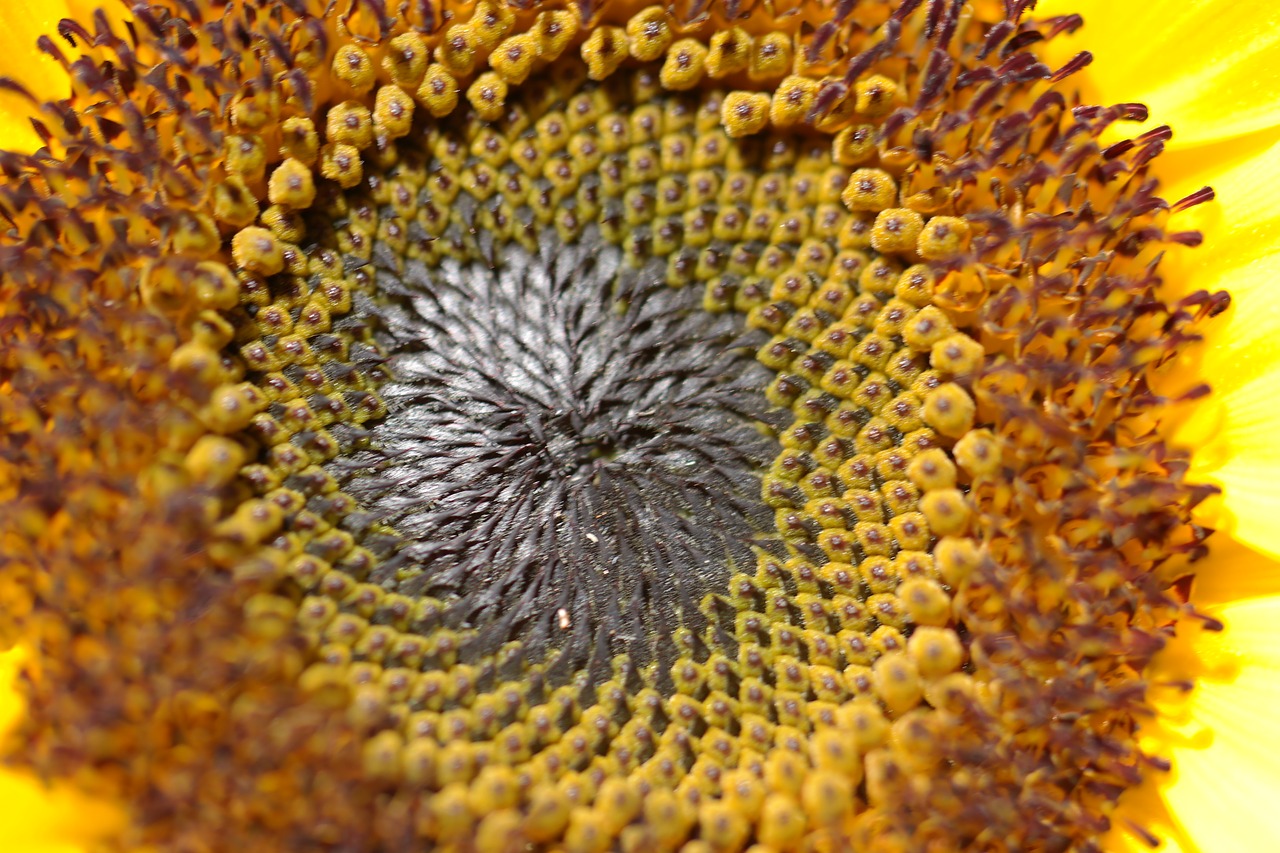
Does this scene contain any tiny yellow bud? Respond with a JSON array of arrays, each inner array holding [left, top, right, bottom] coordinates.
[[319, 143, 363, 188], [871, 207, 925, 254], [373, 84, 414, 139], [416, 64, 459, 117], [332, 43, 375, 94], [490, 33, 539, 84], [842, 168, 898, 211], [954, 428, 1002, 476], [382, 32, 429, 88], [750, 32, 793, 80], [908, 626, 964, 678], [231, 226, 284, 277], [582, 26, 629, 80], [920, 488, 971, 536], [907, 448, 957, 492], [923, 383, 976, 438], [466, 72, 508, 121], [721, 91, 771, 138], [833, 123, 877, 165], [855, 73, 899, 116], [626, 7, 673, 62], [903, 305, 957, 351], [918, 215, 972, 259], [267, 158, 315, 209], [706, 27, 752, 77], [931, 332, 985, 377], [769, 75, 820, 126]]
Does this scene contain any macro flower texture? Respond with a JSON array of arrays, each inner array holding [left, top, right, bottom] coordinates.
[[2, 0, 1280, 850]]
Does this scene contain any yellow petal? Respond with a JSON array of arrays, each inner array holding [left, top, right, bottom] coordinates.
[[0, 649, 127, 852], [1156, 136, 1280, 559], [1037, 0, 1280, 148], [1111, 540, 1280, 853], [0, 0, 72, 152], [1155, 595, 1280, 851], [1104, 777, 1193, 853]]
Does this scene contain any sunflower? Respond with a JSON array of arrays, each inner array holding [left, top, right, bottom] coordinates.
[[1, 0, 1276, 851]]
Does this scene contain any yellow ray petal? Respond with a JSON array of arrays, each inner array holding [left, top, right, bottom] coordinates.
[[1156, 136, 1280, 559], [1188, 535, 1280, 610], [1037, 0, 1280, 148], [1111, 539, 1280, 853], [0, 648, 127, 852], [1154, 595, 1280, 852], [1104, 778, 1192, 853], [0, 0, 72, 152]]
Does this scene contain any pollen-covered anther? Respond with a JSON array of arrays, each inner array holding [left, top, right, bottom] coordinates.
[[319, 143, 363, 188], [871, 208, 925, 255], [582, 26, 628, 81], [373, 85, 415, 139], [953, 428, 1001, 476], [625, 7, 673, 63], [721, 91, 771, 138], [382, 32, 429, 89], [930, 332, 985, 378], [917, 215, 971, 260], [224, 134, 266, 181], [843, 168, 899, 212], [436, 25, 480, 76], [190, 262, 240, 310], [903, 305, 956, 351], [923, 383, 976, 438], [533, 9, 579, 60], [260, 205, 306, 243], [416, 65, 460, 117], [833, 124, 876, 166], [183, 435, 248, 487], [231, 226, 285, 277], [659, 38, 709, 90], [333, 44, 376, 94], [920, 488, 971, 537], [893, 265, 936, 308], [932, 536, 981, 588], [907, 448, 957, 492], [871, 652, 923, 716], [211, 176, 260, 227], [706, 27, 752, 78], [898, 578, 952, 628], [750, 32, 793, 81], [854, 74, 899, 117], [469, 0, 515, 49], [907, 626, 964, 679], [279, 116, 319, 164], [170, 211, 221, 258], [267, 158, 316, 209], [490, 33, 539, 84], [325, 101, 375, 151], [769, 75, 820, 127], [758, 792, 807, 848]]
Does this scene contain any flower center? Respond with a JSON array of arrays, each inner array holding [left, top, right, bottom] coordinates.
[[1, 1, 1229, 850], [325, 79, 785, 670]]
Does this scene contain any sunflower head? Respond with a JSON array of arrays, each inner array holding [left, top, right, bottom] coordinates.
[[0, 0, 1230, 850]]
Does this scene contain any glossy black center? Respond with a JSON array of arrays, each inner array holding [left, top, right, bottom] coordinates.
[[341, 230, 779, 678]]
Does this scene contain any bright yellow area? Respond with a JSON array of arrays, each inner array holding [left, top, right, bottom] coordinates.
[[1161, 134, 1280, 562], [1038, 2, 1280, 851], [0, 1, 1278, 851], [1148, 594, 1280, 852], [0, 0, 133, 152], [0, 0, 72, 151], [1038, 0, 1280, 148], [0, 649, 127, 853]]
